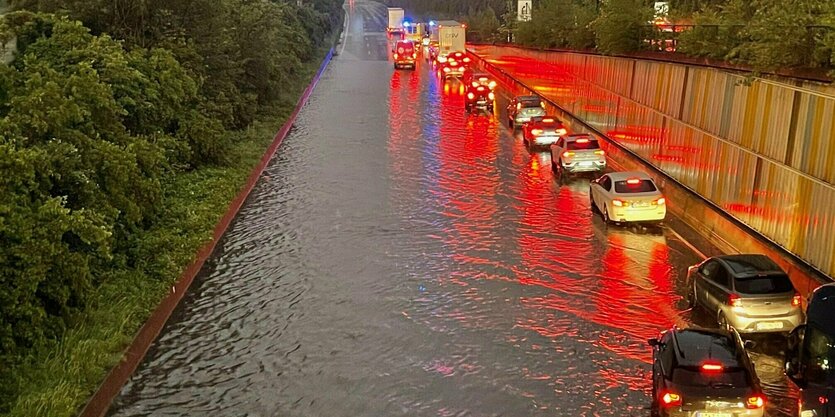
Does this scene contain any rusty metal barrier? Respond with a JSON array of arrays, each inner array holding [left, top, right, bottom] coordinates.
[[77, 48, 335, 417], [467, 48, 831, 301]]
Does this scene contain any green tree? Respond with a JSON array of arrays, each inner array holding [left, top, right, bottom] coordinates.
[[591, 0, 653, 54]]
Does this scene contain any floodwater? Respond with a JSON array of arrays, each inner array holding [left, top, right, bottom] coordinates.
[[108, 1, 796, 416]]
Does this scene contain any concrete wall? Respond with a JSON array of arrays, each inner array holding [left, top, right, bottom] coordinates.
[[470, 44, 835, 281]]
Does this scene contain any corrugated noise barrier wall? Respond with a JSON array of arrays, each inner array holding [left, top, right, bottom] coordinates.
[[469, 45, 835, 279]]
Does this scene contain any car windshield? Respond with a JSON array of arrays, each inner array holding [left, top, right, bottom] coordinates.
[[804, 325, 835, 386], [614, 179, 657, 193], [734, 274, 793, 294], [567, 140, 600, 150], [672, 368, 749, 388]]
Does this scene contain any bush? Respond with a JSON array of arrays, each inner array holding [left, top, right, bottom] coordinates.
[[591, 0, 653, 54]]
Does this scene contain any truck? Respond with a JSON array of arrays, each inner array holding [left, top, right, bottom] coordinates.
[[436, 20, 466, 57], [387, 8, 404, 35], [785, 282, 835, 417]]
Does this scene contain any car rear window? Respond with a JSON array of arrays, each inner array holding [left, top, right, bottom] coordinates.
[[396, 42, 414, 51], [614, 179, 657, 193], [672, 368, 749, 388], [734, 274, 794, 294], [521, 100, 542, 108], [567, 140, 600, 150]]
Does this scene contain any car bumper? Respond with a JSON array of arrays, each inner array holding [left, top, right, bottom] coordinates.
[[726, 309, 804, 334], [529, 135, 558, 146], [395, 60, 415, 66], [468, 100, 492, 108], [610, 206, 666, 223], [664, 408, 764, 417], [443, 70, 464, 78], [514, 114, 545, 124], [563, 160, 606, 173]]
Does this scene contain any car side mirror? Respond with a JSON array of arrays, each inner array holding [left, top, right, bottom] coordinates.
[[647, 338, 660, 347], [744, 339, 757, 350]]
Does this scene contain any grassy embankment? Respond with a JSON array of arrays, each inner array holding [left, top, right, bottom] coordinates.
[[2, 41, 335, 417]]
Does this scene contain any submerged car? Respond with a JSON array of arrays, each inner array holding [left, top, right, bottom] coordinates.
[[393, 40, 417, 69], [550, 134, 606, 176], [589, 171, 666, 224], [507, 95, 546, 129], [687, 254, 804, 334], [521, 116, 566, 148], [439, 59, 465, 79], [465, 85, 495, 112], [648, 326, 766, 417]]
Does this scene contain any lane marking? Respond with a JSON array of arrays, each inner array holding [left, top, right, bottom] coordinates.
[[339, 2, 351, 56]]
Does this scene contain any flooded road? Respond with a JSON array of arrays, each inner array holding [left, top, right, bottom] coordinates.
[[108, 1, 796, 416]]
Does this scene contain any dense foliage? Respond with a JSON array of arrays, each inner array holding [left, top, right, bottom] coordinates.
[[0, 0, 341, 411], [393, 0, 834, 73]]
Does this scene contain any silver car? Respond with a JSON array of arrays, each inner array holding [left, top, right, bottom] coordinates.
[[550, 134, 607, 176], [687, 254, 804, 334], [507, 95, 546, 129]]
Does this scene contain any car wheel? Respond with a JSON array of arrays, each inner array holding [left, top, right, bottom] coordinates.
[[508, 119, 514, 129], [589, 192, 598, 212], [602, 205, 611, 224]]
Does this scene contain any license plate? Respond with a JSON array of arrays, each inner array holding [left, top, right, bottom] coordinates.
[[697, 413, 731, 417], [580, 161, 594, 166], [633, 201, 649, 207], [757, 322, 783, 330]]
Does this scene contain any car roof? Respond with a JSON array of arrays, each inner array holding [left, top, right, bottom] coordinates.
[[713, 254, 783, 276], [671, 327, 743, 368], [606, 171, 653, 182], [808, 283, 835, 334], [516, 95, 541, 102]]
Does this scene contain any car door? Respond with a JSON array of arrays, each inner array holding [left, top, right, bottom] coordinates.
[[592, 175, 611, 210], [652, 332, 674, 395], [552, 137, 564, 160], [694, 260, 719, 308], [703, 262, 731, 312]]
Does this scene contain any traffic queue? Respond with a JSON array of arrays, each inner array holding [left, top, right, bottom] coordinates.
[[386, 11, 835, 415]]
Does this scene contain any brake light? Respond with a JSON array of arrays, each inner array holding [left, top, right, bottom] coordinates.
[[531, 129, 544, 136], [562, 151, 575, 158], [443, 67, 450, 73], [472, 82, 480, 88], [555, 129, 567, 136], [594, 150, 605, 155], [488, 81, 496, 89], [412, 53, 417, 59], [653, 197, 666, 205], [728, 293, 742, 307], [660, 390, 682, 407], [792, 293, 801, 307], [517, 103, 522, 110], [463, 57, 471, 63], [488, 92, 495, 100], [576, 138, 589, 143], [626, 178, 641, 185], [393, 53, 398, 59], [477, 86, 484, 92], [612, 199, 627, 207], [746, 394, 766, 409], [542, 118, 555, 123], [467, 92, 474, 100], [701, 362, 724, 373]]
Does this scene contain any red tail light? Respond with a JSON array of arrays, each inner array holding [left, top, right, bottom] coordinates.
[[700, 362, 723, 373], [728, 293, 742, 307], [542, 118, 555, 123], [488, 92, 495, 100], [594, 150, 605, 155], [612, 199, 626, 207], [660, 390, 682, 407], [576, 138, 589, 143], [393, 53, 399, 59], [531, 129, 544, 136], [443, 67, 450, 73], [412, 53, 417, 59], [746, 394, 766, 409], [792, 293, 802, 307], [555, 129, 567, 136], [653, 197, 666, 205], [562, 151, 575, 158], [467, 92, 474, 100], [626, 178, 641, 185]]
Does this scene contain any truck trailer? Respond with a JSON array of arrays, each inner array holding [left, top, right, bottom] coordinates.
[[387, 8, 404, 34], [436, 20, 466, 56]]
